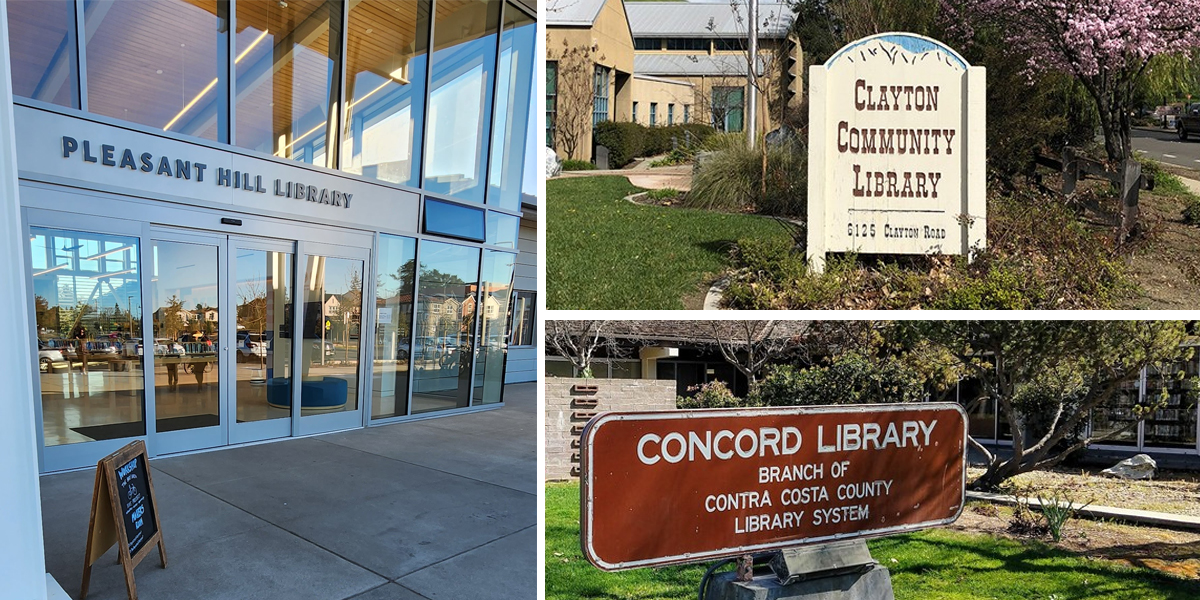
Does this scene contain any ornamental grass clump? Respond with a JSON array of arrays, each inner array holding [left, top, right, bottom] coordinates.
[[1039, 492, 1091, 542]]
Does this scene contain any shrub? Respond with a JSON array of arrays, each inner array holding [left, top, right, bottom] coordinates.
[[750, 355, 927, 407], [687, 141, 807, 217], [1185, 197, 1200, 225], [676, 380, 746, 409], [560, 159, 596, 171], [593, 121, 644, 168], [646, 188, 680, 201], [1039, 492, 1090, 542]]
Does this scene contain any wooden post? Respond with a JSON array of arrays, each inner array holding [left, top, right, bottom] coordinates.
[[1119, 159, 1141, 242], [1062, 146, 1078, 196]]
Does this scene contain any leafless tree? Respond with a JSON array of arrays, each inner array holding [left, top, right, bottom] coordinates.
[[546, 320, 625, 376], [549, 40, 605, 160], [704, 320, 804, 386]]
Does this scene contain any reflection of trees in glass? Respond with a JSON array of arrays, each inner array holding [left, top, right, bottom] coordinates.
[[34, 296, 59, 337], [159, 295, 187, 341], [238, 280, 267, 335]]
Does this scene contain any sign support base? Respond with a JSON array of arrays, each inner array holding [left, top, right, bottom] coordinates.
[[704, 543, 894, 600]]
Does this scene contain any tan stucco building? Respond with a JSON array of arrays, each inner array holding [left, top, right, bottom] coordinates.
[[546, 0, 798, 160], [546, 0, 635, 159]]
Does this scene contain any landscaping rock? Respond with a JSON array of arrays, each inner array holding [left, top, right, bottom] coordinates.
[[1101, 454, 1157, 480], [546, 145, 562, 178]]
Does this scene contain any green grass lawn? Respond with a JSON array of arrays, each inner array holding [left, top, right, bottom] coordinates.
[[546, 482, 1200, 600], [547, 175, 792, 309]]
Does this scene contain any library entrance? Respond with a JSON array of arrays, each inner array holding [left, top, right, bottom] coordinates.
[[26, 191, 373, 472]]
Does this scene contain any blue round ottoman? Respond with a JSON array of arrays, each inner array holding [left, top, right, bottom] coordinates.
[[266, 377, 348, 410]]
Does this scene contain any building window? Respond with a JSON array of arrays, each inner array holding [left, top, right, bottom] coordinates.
[[650, 103, 657, 127], [474, 250, 515, 405], [714, 38, 747, 52], [341, 0, 432, 189], [712, 86, 745, 132], [509, 291, 535, 346], [668, 104, 675, 125], [86, 0, 229, 142], [372, 234, 418, 419], [547, 61, 558, 148], [5, 0, 79, 108], [424, 0, 503, 204], [666, 38, 709, 51], [593, 66, 611, 125], [632, 102, 639, 124], [488, 4, 537, 210], [683, 105, 690, 123], [235, 0, 342, 165], [634, 38, 662, 51], [413, 242, 480, 414]]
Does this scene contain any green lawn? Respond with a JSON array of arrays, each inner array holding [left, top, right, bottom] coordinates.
[[547, 482, 1200, 600], [547, 176, 791, 309]]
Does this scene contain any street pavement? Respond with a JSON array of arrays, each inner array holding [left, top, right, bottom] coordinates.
[[40, 383, 536, 600], [1132, 126, 1200, 172]]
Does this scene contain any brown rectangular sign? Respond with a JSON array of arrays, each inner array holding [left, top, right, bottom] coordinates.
[[580, 404, 967, 571]]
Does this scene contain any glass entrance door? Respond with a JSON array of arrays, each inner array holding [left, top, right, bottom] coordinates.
[[149, 231, 226, 455], [228, 239, 296, 444], [296, 241, 369, 436]]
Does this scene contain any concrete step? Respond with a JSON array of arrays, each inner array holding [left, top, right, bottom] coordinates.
[[966, 490, 1200, 531]]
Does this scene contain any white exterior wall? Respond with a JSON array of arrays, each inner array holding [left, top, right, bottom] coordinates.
[[0, 1, 49, 596], [506, 216, 537, 383]]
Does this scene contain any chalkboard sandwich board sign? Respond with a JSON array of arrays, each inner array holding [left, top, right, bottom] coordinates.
[[81, 440, 167, 600]]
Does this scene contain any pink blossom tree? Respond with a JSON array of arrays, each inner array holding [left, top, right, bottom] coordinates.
[[945, 0, 1200, 162]]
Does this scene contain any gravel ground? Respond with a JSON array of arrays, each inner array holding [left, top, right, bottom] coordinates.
[[967, 466, 1200, 516]]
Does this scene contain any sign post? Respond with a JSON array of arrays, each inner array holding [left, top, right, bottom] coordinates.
[[580, 403, 966, 572], [807, 33, 986, 273], [81, 440, 167, 600]]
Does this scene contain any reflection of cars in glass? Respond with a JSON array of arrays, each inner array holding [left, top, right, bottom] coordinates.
[[310, 340, 334, 357], [154, 339, 186, 355], [237, 332, 272, 361], [394, 341, 410, 360], [37, 341, 64, 370]]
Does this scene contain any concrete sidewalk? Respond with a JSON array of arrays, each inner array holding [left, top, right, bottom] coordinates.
[[40, 383, 536, 600], [967, 490, 1200, 531]]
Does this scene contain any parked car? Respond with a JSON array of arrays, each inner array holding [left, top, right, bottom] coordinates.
[[1177, 103, 1200, 140], [237, 332, 271, 361], [37, 341, 64, 370]]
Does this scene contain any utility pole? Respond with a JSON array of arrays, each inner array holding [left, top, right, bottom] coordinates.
[[746, 0, 759, 150]]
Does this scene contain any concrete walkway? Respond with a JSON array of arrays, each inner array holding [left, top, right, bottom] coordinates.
[[967, 490, 1200, 531], [40, 383, 536, 600], [555, 163, 694, 191]]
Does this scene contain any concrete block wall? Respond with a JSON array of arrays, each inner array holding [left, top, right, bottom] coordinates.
[[545, 378, 677, 481]]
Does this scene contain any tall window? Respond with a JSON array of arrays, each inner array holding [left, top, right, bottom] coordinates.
[[5, 0, 78, 108], [424, 0, 503, 204], [592, 65, 610, 125], [668, 104, 675, 125], [341, 0, 432, 189], [488, 4, 537, 210], [509, 291, 535, 346], [473, 250, 515, 405], [86, 0, 228, 141], [412, 241, 480, 414], [712, 86, 745, 133], [632, 102, 639, 124], [649, 103, 657, 127], [546, 61, 558, 148], [372, 234, 418, 419], [235, 0, 343, 166], [683, 104, 690, 124]]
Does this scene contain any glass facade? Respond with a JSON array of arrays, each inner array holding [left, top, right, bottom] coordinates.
[[30, 227, 144, 446], [235, 0, 343, 166], [372, 234, 418, 419], [301, 255, 364, 414], [6, 0, 535, 219], [341, 0, 431, 188], [85, 0, 228, 141], [6, 0, 78, 108], [473, 250, 514, 405], [423, 0, 501, 203], [487, 3, 535, 211], [411, 241, 480, 414], [509, 290, 534, 347], [235, 248, 294, 424], [151, 239, 221, 433]]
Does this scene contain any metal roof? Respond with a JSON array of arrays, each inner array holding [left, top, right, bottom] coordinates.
[[547, 0, 609, 26], [626, 2, 795, 38], [635, 53, 767, 77]]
